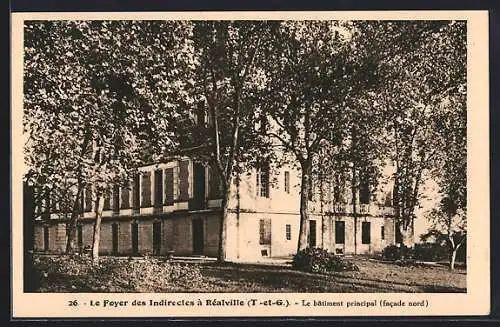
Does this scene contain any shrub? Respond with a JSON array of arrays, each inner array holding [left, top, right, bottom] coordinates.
[[292, 248, 359, 274], [413, 243, 449, 262], [381, 245, 415, 261], [33, 255, 205, 292]]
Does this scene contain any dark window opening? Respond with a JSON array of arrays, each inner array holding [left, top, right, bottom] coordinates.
[[121, 182, 130, 209], [192, 219, 204, 255], [113, 185, 120, 213], [43, 226, 49, 251], [132, 174, 140, 210], [191, 163, 206, 210], [285, 224, 291, 240], [335, 221, 345, 244], [165, 168, 174, 205], [131, 222, 139, 255], [84, 185, 93, 212], [153, 221, 161, 255], [259, 219, 271, 245], [359, 179, 370, 204], [256, 163, 270, 198], [77, 225, 83, 249], [112, 223, 119, 255], [284, 171, 290, 194], [362, 221, 371, 244], [154, 169, 163, 209], [309, 220, 317, 248], [103, 188, 111, 211], [381, 226, 385, 240], [141, 172, 152, 207]]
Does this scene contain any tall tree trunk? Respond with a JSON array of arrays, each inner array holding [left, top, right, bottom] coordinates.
[[65, 186, 83, 253], [217, 182, 230, 262], [91, 194, 104, 263], [297, 160, 312, 252]]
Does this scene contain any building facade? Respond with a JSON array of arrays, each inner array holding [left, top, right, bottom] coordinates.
[[32, 158, 397, 261]]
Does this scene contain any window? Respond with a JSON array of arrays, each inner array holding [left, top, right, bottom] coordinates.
[[112, 223, 119, 254], [132, 174, 140, 210], [84, 185, 93, 212], [77, 225, 83, 249], [43, 226, 50, 251], [384, 190, 393, 206], [113, 184, 120, 213], [335, 221, 345, 244], [121, 182, 130, 209], [381, 226, 385, 240], [131, 222, 139, 255], [141, 172, 152, 207], [153, 221, 162, 255], [284, 171, 290, 194], [256, 163, 270, 198], [362, 222, 371, 244], [154, 169, 163, 208], [359, 180, 370, 204], [259, 219, 271, 245], [103, 188, 111, 210], [309, 220, 317, 248], [165, 168, 174, 205], [285, 224, 291, 240]]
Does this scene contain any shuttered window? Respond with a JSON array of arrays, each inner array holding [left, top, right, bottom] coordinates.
[[165, 168, 174, 205], [284, 171, 290, 194], [132, 174, 140, 210], [178, 161, 190, 201], [335, 221, 345, 244], [121, 182, 130, 209], [141, 172, 152, 207], [103, 188, 111, 210], [112, 184, 120, 213], [259, 219, 271, 245], [362, 222, 371, 244], [154, 169, 163, 208], [285, 224, 291, 240]]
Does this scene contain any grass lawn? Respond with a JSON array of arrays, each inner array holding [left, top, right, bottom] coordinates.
[[29, 255, 466, 293]]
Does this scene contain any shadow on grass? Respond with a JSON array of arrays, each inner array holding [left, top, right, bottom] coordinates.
[[197, 261, 466, 293]]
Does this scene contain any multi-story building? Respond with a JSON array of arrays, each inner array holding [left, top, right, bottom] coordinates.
[[31, 156, 397, 261]]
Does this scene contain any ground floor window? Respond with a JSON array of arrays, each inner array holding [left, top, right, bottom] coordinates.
[[112, 223, 119, 254], [77, 225, 83, 249], [43, 226, 49, 251], [309, 220, 316, 248], [259, 219, 271, 245], [362, 221, 371, 244], [153, 221, 162, 255], [381, 226, 385, 240], [131, 222, 139, 254], [335, 221, 345, 244]]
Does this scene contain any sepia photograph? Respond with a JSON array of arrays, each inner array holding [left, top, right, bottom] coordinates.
[[11, 10, 489, 317]]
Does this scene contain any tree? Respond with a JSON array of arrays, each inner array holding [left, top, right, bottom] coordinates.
[[23, 20, 195, 260], [260, 21, 385, 252], [373, 21, 466, 246], [169, 21, 271, 262]]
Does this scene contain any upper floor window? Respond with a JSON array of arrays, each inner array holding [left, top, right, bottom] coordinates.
[[256, 162, 270, 198], [359, 179, 370, 204], [284, 171, 290, 194]]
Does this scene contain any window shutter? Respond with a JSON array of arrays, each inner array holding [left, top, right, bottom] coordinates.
[[178, 161, 190, 201], [165, 168, 174, 205]]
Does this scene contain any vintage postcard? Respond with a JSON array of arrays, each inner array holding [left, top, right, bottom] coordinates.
[[11, 10, 489, 318]]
